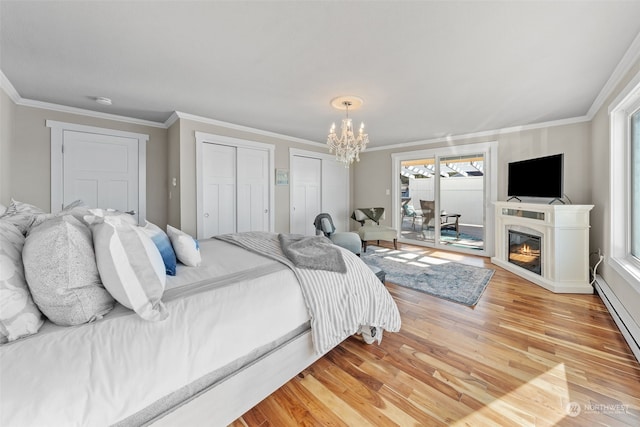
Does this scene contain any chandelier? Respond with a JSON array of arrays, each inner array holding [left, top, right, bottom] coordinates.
[[327, 96, 369, 166]]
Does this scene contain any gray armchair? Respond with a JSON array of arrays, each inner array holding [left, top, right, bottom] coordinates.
[[313, 213, 361, 256]]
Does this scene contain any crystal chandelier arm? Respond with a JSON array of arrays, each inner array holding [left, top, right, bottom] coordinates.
[[326, 96, 368, 166]]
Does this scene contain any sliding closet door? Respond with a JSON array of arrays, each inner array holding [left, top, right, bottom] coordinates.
[[291, 156, 321, 235], [201, 143, 237, 238], [321, 159, 349, 232], [197, 133, 275, 239], [237, 147, 269, 232]]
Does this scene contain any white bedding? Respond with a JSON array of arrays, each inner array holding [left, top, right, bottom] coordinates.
[[0, 239, 309, 427]]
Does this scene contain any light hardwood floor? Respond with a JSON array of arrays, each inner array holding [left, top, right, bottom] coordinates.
[[231, 242, 640, 426]]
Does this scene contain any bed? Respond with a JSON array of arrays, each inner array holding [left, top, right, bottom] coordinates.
[[0, 227, 401, 426]]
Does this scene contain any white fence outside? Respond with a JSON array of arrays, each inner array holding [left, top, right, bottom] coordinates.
[[406, 176, 484, 226]]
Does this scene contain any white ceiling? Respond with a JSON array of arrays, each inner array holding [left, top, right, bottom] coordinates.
[[2, 1, 640, 148]]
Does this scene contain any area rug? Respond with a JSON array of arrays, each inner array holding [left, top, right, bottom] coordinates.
[[361, 246, 494, 306]]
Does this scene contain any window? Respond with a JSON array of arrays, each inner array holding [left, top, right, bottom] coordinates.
[[609, 71, 640, 289], [633, 109, 640, 259]]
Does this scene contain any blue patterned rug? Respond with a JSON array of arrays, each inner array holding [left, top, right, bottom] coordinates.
[[361, 246, 494, 306]]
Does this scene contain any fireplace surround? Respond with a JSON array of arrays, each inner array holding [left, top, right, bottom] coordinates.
[[491, 202, 593, 293]]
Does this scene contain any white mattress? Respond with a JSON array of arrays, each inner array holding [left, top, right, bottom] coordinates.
[[0, 239, 310, 427]]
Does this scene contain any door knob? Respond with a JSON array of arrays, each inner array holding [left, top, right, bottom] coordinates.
[[204, 213, 210, 218]]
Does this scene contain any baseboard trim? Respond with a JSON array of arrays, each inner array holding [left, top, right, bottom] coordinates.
[[593, 275, 640, 363]]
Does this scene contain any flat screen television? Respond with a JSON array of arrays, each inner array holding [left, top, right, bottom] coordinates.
[[507, 154, 563, 199]]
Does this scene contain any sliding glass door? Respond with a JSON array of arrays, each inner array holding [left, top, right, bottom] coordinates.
[[400, 157, 436, 244], [437, 154, 486, 250], [392, 142, 497, 256]]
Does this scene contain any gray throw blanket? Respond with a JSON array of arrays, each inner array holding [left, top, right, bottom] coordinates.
[[278, 234, 346, 274], [215, 232, 401, 354]]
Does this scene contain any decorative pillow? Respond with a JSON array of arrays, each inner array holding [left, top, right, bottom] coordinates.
[[29, 200, 91, 231], [0, 221, 44, 343], [87, 208, 138, 225], [142, 221, 177, 276], [22, 215, 114, 326], [166, 225, 201, 267], [90, 215, 168, 321], [0, 199, 46, 235], [353, 209, 367, 222], [403, 204, 416, 215], [320, 217, 335, 235]]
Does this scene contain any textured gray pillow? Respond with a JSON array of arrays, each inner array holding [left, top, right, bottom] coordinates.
[[23, 215, 114, 326]]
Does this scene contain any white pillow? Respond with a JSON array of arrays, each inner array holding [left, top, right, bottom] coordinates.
[[354, 209, 368, 222], [0, 203, 7, 216], [320, 217, 335, 235], [91, 215, 168, 321], [29, 200, 91, 231], [166, 225, 201, 267], [0, 221, 44, 343], [0, 199, 46, 235], [22, 215, 114, 326], [87, 208, 137, 225]]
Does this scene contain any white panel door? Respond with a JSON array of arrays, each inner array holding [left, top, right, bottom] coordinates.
[[321, 160, 349, 231], [237, 147, 269, 232], [291, 156, 321, 235], [202, 143, 236, 238], [63, 130, 139, 222]]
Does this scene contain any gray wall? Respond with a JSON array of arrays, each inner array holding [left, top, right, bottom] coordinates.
[[173, 117, 329, 236], [590, 57, 640, 325], [353, 121, 591, 228], [0, 88, 15, 206], [167, 120, 181, 228], [4, 95, 169, 227]]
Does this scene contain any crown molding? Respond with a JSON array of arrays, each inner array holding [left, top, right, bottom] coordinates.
[[587, 30, 640, 119], [0, 70, 21, 103], [1, 69, 167, 129], [171, 111, 325, 147], [366, 115, 591, 152], [164, 111, 180, 128], [16, 98, 167, 128]]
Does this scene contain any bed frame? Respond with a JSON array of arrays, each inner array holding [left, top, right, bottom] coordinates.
[[151, 329, 323, 425]]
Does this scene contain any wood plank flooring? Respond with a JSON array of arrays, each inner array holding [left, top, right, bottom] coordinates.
[[230, 243, 640, 426]]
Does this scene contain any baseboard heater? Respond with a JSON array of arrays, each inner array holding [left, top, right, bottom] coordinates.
[[593, 275, 640, 363]]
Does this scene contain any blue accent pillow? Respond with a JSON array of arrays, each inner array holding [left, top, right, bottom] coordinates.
[[142, 221, 177, 276]]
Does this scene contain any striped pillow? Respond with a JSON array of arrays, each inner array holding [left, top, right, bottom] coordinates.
[[90, 216, 168, 322]]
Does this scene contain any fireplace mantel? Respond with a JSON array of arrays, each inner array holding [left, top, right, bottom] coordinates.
[[491, 201, 594, 293]]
